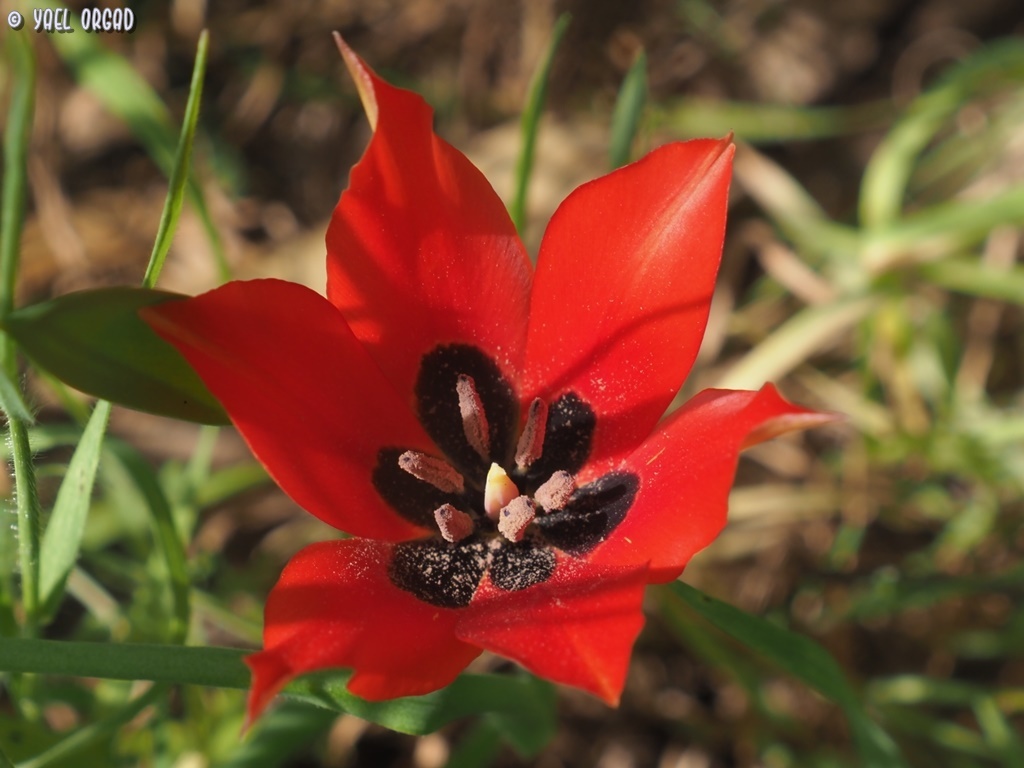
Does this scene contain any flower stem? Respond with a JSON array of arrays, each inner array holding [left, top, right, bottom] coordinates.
[[0, 31, 41, 637]]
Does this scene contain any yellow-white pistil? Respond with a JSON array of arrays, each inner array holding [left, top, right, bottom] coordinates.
[[483, 463, 519, 520]]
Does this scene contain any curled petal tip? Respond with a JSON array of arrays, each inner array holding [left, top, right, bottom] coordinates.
[[741, 384, 844, 449], [332, 32, 378, 129]]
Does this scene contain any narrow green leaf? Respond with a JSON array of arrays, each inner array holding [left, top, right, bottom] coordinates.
[[3, 287, 229, 425], [38, 400, 111, 618], [714, 296, 877, 389], [864, 184, 1024, 272], [661, 98, 891, 142], [510, 13, 571, 234], [860, 40, 1024, 229], [143, 30, 209, 288], [609, 48, 647, 168], [0, 638, 556, 748], [669, 582, 906, 767], [919, 257, 1024, 305], [0, 638, 249, 687], [47, 15, 231, 282]]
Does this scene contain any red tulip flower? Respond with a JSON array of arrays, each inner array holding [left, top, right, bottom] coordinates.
[[143, 37, 830, 722]]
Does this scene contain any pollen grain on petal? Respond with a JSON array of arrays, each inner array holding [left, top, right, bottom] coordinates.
[[398, 450, 465, 494]]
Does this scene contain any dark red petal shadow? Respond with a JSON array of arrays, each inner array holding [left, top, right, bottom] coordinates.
[[457, 557, 648, 705], [590, 384, 836, 582], [522, 139, 734, 478], [143, 279, 435, 542], [327, 39, 533, 397], [245, 538, 482, 722]]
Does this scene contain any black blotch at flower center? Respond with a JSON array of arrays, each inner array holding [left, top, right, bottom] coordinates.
[[376, 344, 638, 608]]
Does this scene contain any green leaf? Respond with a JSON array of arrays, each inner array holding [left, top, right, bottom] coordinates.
[[287, 670, 556, 755], [859, 40, 1024, 230], [38, 401, 111, 619], [2, 287, 229, 425], [142, 30, 209, 289], [661, 98, 891, 142], [919, 256, 1024, 305], [609, 48, 648, 168], [510, 13, 571, 234], [669, 582, 906, 767], [714, 296, 878, 389], [46, 11, 231, 283]]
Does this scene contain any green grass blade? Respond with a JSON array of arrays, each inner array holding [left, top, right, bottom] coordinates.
[[38, 401, 111, 619], [509, 13, 571, 234], [919, 257, 1024, 304], [859, 40, 1024, 230], [48, 18, 230, 282], [661, 98, 891, 142], [715, 296, 877, 389], [609, 48, 647, 168], [0, 637, 249, 687], [865, 185, 1024, 271], [142, 30, 209, 289], [669, 582, 907, 767]]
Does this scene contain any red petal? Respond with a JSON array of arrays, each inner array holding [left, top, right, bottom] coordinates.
[[143, 279, 434, 541], [327, 39, 532, 396], [590, 385, 836, 582], [522, 139, 734, 477], [457, 557, 648, 705], [245, 538, 482, 722]]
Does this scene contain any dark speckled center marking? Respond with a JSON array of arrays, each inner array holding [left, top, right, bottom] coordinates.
[[377, 344, 638, 608]]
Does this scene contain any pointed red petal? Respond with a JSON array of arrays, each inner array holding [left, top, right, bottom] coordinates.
[[246, 539, 482, 721], [522, 139, 734, 477], [589, 385, 836, 582], [327, 40, 532, 395], [457, 557, 648, 705], [143, 279, 434, 542]]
